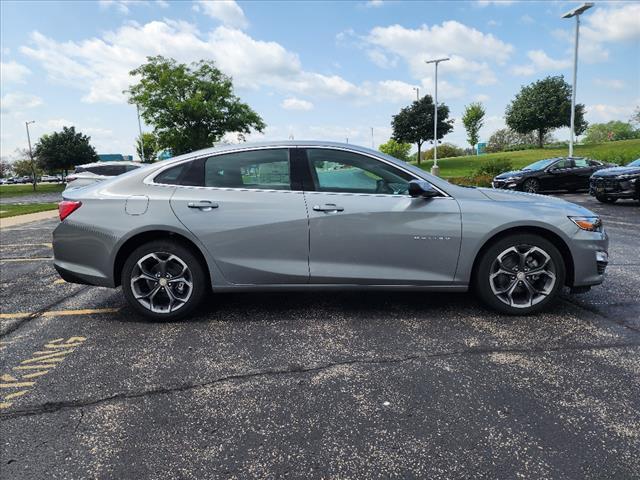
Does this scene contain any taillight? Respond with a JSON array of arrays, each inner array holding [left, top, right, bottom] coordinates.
[[58, 200, 82, 221]]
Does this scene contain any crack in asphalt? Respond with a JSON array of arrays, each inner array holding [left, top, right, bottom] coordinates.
[[1, 341, 638, 420], [561, 297, 640, 334], [0, 285, 90, 338]]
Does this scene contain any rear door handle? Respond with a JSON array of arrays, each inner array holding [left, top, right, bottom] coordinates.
[[313, 204, 344, 212], [188, 201, 219, 211]]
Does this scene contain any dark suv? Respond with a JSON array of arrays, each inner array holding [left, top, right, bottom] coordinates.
[[589, 159, 640, 203]]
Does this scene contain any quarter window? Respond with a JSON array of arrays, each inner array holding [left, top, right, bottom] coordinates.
[[204, 149, 290, 190], [306, 149, 412, 195]]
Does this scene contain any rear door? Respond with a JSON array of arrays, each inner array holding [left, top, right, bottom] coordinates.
[[543, 158, 574, 191], [570, 158, 595, 190], [302, 148, 461, 285], [167, 148, 310, 285]]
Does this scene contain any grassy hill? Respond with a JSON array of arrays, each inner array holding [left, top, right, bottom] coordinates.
[[414, 139, 640, 179]]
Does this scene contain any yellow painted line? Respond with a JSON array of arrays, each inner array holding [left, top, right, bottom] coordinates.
[[0, 402, 13, 409], [4, 390, 29, 400], [0, 374, 19, 382], [20, 357, 65, 365], [0, 257, 53, 262], [22, 371, 49, 379], [0, 243, 52, 248], [21, 350, 72, 363], [0, 381, 35, 388], [45, 342, 83, 349], [53, 279, 66, 285], [0, 308, 119, 320], [14, 364, 58, 370]]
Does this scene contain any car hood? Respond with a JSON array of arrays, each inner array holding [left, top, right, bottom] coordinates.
[[478, 187, 595, 215], [494, 170, 529, 180], [591, 165, 640, 177]]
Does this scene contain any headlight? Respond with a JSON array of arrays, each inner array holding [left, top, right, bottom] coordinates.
[[618, 173, 640, 181], [569, 216, 602, 232], [505, 176, 522, 182]]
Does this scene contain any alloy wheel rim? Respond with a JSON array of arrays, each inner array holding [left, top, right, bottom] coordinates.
[[489, 244, 556, 308], [524, 180, 538, 193], [130, 252, 193, 313]]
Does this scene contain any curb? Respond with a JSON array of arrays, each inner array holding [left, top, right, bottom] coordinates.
[[0, 210, 59, 228]]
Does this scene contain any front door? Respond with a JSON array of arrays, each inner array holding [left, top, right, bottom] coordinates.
[[169, 148, 310, 285], [302, 148, 461, 285]]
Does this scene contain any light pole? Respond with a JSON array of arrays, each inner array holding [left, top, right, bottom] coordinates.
[[25, 120, 36, 191], [371, 127, 374, 149], [562, 2, 593, 158], [413, 87, 419, 101], [136, 104, 146, 162], [425, 57, 449, 176]]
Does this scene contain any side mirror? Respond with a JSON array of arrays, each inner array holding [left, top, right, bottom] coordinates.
[[409, 180, 440, 199]]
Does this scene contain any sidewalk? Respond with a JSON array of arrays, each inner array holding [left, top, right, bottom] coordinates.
[[0, 210, 59, 228]]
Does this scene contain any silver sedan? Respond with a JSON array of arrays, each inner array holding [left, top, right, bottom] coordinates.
[[53, 141, 609, 320]]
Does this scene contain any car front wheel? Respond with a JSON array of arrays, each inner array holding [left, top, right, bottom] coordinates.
[[474, 234, 565, 315], [595, 195, 617, 204], [121, 240, 207, 321], [522, 178, 540, 193]]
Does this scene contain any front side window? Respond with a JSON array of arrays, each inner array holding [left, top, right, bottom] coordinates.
[[306, 149, 412, 195], [204, 149, 290, 190], [574, 158, 589, 167], [552, 159, 573, 170]]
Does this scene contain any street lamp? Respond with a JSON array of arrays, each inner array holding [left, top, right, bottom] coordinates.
[[562, 2, 593, 157], [136, 104, 146, 162], [25, 120, 36, 190], [413, 87, 420, 101], [425, 57, 449, 176]]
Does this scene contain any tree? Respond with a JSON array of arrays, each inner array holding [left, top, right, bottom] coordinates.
[[486, 128, 555, 153], [631, 106, 640, 127], [136, 132, 158, 163], [12, 156, 43, 178], [378, 139, 412, 161], [461, 102, 485, 151], [391, 94, 454, 165], [505, 76, 587, 148], [34, 126, 98, 174], [583, 121, 640, 143], [126, 56, 266, 156], [0, 157, 11, 178]]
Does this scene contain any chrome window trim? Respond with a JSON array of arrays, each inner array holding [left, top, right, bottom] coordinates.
[[143, 144, 451, 198]]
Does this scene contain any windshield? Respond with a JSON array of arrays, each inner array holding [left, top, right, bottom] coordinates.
[[523, 158, 558, 171], [628, 159, 640, 167]]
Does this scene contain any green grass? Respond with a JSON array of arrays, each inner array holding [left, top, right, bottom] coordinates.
[[0, 202, 59, 219], [0, 183, 65, 198], [414, 139, 640, 178]]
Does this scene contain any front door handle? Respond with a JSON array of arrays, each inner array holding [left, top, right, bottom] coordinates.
[[313, 203, 344, 212], [188, 201, 219, 211]]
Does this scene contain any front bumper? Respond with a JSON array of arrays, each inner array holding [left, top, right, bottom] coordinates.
[[589, 177, 640, 199], [492, 180, 519, 190], [569, 228, 609, 288]]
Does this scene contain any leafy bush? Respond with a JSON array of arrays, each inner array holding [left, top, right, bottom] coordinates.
[[378, 138, 412, 161], [486, 128, 555, 153], [583, 121, 640, 143], [447, 174, 493, 188], [422, 143, 465, 160], [474, 158, 514, 177]]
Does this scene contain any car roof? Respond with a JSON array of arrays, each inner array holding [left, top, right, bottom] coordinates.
[[77, 161, 141, 168]]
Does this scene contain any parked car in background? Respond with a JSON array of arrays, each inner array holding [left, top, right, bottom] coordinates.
[[41, 174, 62, 183], [53, 141, 608, 320], [589, 159, 640, 203], [65, 161, 142, 191], [492, 157, 613, 193]]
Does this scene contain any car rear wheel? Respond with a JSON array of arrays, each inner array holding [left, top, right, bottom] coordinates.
[[595, 195, 617, 204], [474, 234, 565, 315], [122, 240, 207, 321], [522, 178, 540, 193]]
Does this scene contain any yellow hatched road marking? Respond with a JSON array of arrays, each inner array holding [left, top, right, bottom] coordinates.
[[14, 364, 58, 370], [0, 381, 35, 388], [0, 402, 13, 409], [0, 257, 53, 262], [5, 390, 29, 400], [22, 371, 49, 379], [0, 243, 53, 248], [20, 357, 65, 365], [21, 350, 72, 363], [53, 279, 66, 284], [0, 308, 119, 320]]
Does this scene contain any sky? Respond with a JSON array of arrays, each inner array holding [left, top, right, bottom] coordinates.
[[1, 0, 639, 160]]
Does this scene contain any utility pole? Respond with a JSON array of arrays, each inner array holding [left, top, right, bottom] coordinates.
[[371, 127, 374, 149], [413, 87, 419, 101], [136, 104, 146, 162], [562, 2, 593, 158], [425, 57, 449, 176], [25, 120, 36, 191]]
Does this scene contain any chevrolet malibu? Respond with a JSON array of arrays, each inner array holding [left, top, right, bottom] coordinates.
[[53, 141, 609, 320]]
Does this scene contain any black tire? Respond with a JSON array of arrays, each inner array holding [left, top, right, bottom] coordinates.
[[121, 240, 207, 321], [522, 178, 540, 193], [474, 234, 566, 315], [595, 195, 617, 204]]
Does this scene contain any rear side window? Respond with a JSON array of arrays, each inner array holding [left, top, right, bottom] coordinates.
[[204, 149, 290, 190], [574, 158, 589, 167], [154, 160, 204, 186]]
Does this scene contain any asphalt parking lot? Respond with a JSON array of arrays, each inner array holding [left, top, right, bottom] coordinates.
[[1, 193, 638, 479]]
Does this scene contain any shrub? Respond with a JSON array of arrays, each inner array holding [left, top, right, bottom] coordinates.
[[474, 158, 514, 177], [422, 143, 465, 160]]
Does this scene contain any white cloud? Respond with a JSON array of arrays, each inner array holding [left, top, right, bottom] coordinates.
[[19, 20, 417, 107], [519, 14, 534, 25], [156, 0, 169, 7], [476, 0, 515, 6], [0, 61, 32, 83], [511, 50, 571, 76], [281, 97, 313, 111], [367, 49, 397, 69], [487, 19, 500, 27], [0, 92, 43, 112], [594, 78, 626, 90], [193, 0, 248, 29], [99, 0, 133, 14], [365, 0, 384, 7], [474, 94, 490, 102], [587, 103, 637, 123], [365, 21, 513, 86]]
